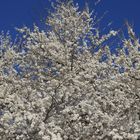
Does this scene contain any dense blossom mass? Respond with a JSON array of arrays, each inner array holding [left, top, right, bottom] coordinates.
[[0, 0, 140, 139]]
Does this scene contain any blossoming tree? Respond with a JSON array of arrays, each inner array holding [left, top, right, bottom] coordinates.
[[0, 0, 140, 140]]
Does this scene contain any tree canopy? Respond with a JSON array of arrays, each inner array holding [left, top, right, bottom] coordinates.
[[0, 0, 140, 139]]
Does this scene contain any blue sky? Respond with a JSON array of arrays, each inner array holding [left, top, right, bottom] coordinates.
[[0, 0, 140, 37]]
